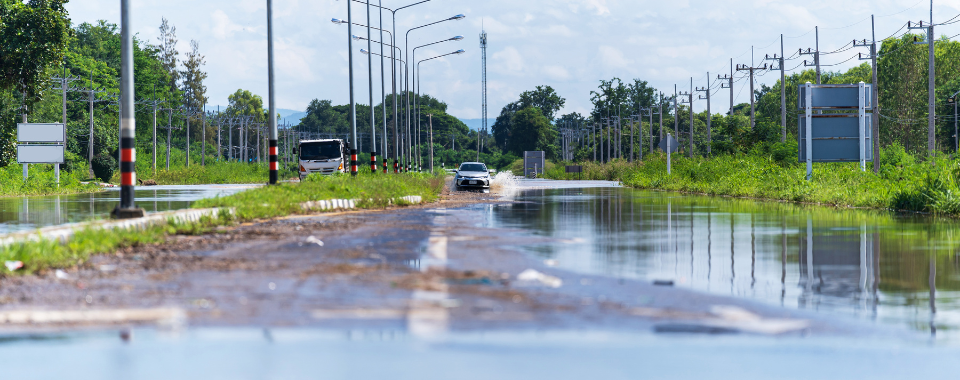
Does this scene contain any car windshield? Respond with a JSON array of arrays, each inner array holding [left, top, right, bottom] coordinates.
[[300, 142, 341, 161], [459, 164, 487, 172]]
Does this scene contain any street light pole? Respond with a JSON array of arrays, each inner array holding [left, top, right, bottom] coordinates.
[[267, 0, 278, 184], [366, 0, 378, 173], [114, 0, 143, 218], [347, 0, 358, 176], [405, 14, 466, 171]]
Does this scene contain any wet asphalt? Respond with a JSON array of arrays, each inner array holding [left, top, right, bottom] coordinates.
[[0, 179, 904, 339], [1, 179, 958, 379]]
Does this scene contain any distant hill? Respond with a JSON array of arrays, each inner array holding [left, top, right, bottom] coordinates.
[[209, 106, 307, 124], [459, 119, 496, 131], [277, 109, 306, 124]]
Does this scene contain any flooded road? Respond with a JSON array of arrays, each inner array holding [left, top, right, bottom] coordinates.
[[492, 186, 960, 338], [0, 185, 259, 234], [4, 181, 960, 379]]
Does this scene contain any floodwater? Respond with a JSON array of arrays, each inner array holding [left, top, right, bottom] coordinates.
[[491, 186, 960, 339], [0, 185, 258, 234], [0, 328, 957, 380]]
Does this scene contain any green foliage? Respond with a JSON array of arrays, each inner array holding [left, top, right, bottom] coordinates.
[[0, 0, 72, 101], [194, 172, 445, 221], [545, 145, 960, 216], [519, 85, 566, 121], [0, 163, 100, 197]]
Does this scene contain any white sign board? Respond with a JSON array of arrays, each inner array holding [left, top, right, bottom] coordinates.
[[17, 123, 65, 143], [17, 145, 65, 164]]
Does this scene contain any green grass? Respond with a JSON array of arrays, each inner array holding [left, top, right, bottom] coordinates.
[[543, 143, 960, 215], [0, 163, 101, 198], [139, 161, 299, 185], [0, 213, 229, 275], [1, 172, 443, 274], [194, 171, 445, 221]]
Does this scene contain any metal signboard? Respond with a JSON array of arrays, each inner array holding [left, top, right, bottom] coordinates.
[[17, 123, 65, 143], [798, 82, 873, 179], [657, 134, 679, 153], [17, 145, 65, 164], [523, 151, 545, 178], [798, 114, 873, 162], [798, 85, 872, 109]]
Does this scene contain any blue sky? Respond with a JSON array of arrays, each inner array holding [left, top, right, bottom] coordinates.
[[67, 0, 960, 120]]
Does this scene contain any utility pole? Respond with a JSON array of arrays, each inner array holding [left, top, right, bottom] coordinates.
[[719, 66, 733, 116], [855, 16, 880, 172], [673, 85, 679, 151], [167, 109, 172, 169], [696, 73, 712, 156], [737, 60, 768, 130], [51, 70, 80, 184], [800, 27, 822, 85], [645, 107, 656, 154], [909, 7, 936, 155], [679, 79, 694, 157], [658, 93, 664, 141], [765, 38, 786, 142]]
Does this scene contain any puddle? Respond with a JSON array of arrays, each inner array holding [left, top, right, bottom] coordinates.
[[0, 185, 258, 234], [487, 187, 960, 339]]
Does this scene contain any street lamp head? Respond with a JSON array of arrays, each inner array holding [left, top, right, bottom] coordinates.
[[454, 49, 466, 54], [452, 35, 465, 41], [331, 18, 344, 24], [360, 48, 370, 54], [451, 14, 466, 21]]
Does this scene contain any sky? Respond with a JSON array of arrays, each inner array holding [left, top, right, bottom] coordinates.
[[65, 0, 960, 121]]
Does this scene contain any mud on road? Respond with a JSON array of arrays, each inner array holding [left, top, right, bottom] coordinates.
[[0, 180, 883, 337]]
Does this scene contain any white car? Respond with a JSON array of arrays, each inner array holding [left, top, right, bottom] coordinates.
[[455, 162, 492, 189]]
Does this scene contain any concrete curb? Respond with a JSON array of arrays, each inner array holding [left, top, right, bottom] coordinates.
[[0, 208, 232, 248], [300, 195, 423, 212]]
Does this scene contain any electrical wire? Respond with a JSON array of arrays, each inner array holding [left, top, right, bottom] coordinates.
[[820, 53, 860, 67]]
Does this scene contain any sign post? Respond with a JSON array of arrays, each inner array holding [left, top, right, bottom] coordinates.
[[658, 133, 679, 175], [17, 123, 66, 185], [798, 82, 873, 180]]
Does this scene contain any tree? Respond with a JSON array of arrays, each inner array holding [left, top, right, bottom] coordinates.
[[519, 85, 565, 121], [0, 0, 72, 101], [491, 101, 520, 151], [157, 18, 179, 90], [227, 89, 264, 120], [507, 106, 557, 158], [181, 40, 208, 112]]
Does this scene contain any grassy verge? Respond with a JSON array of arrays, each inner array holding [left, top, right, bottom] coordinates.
[[0, 163, 102, 198], [543, 143, 960, 215], [193, 171, 445, 220], [0, 173, 444, 274], [118, 161, 299, 185]]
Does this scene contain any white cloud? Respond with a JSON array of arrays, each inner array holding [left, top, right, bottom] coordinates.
[[543, 65, 571, 80], [598, 45, 631, 68], [493, 47, 524, 74], [585, 0, 610, 15], [211, 10, 244, 40], [64, 0, 945, 117]]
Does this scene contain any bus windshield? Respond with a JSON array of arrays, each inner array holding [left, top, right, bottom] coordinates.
[[300, 142, 342, 161]]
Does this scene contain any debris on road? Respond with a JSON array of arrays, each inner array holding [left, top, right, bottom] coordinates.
[[4, 261, 22, 272], [516, 269, 563, 288]]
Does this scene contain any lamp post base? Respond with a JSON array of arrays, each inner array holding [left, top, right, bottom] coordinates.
[[111, 206, 146, 220]]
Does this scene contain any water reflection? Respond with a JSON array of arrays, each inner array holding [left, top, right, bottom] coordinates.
[[491, 187, 960, 337], [0, 185, 257, 234]]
